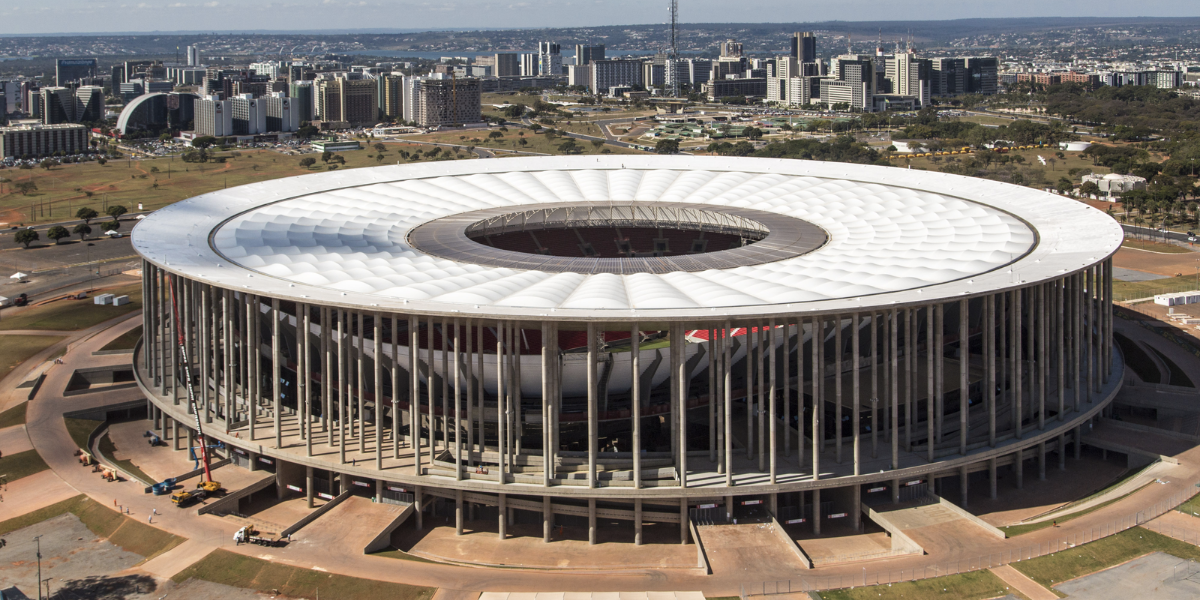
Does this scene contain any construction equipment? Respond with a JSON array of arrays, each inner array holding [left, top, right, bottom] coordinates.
[[168, 278, 221, 495], [234, 525, 285, 547], [151, 477, 177, 496], [170, 486, 208, 507]]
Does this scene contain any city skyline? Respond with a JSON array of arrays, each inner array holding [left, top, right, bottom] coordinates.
[[3, 1, 1200, 36]]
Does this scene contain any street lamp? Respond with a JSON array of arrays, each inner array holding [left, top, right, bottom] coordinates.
[[34, 534, 43, 600]]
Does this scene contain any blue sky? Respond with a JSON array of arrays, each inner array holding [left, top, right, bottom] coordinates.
[[2, 0, 1196, 35]]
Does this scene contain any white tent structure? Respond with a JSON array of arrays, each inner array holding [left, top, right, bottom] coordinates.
[[9, 272, 28, 281]]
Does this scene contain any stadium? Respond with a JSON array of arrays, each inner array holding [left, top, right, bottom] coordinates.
[[131, 155, 1123, 551]]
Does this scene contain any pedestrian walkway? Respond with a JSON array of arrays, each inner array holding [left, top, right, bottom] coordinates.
[[989, 565, 1058, 600]]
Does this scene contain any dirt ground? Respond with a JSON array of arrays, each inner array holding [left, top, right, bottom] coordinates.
[[1114, 246, 1200, 278]]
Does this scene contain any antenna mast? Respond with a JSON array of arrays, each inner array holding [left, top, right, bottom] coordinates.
[[669, 0, 680, 98]]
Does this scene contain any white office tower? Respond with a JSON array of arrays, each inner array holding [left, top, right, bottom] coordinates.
[[186, 45, 201, 66], [194, 95, 233, 137], [537, 42, 562, 77]]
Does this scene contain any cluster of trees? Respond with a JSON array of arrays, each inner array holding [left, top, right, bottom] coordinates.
[[752, 136, 884, 164], [13, 204, 127, 248]]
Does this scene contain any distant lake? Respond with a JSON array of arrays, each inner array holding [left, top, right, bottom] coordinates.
[[348, 49, 710, 60]]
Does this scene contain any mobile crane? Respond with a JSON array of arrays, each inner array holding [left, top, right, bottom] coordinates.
[[166, 277, 223, 508]]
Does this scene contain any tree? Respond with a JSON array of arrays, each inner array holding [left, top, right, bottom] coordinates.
[[488, 131, 504, 140], [106, 205, 127, 220], [73, 223, 92, 241], [321, 151, 333, 163], [14, 229, 38, 248], [47, 225, 69, 244], [103, 220, 120, 232], [299, 157, 317, 168], [97, 158, 107, 166], [191, 136, 217, 149], [743, 127, 763, 140], [503, 104, 526, 119], [373, 143, 386, 152], [655, 139, 680, 154], [1079, 181, 1102, 198], [76, 207, 99, 223], [14, 181, 37, 195], [39, 158, 58, 170]]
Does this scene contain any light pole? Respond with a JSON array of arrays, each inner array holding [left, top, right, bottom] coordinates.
[[34, 534, 43, 600]]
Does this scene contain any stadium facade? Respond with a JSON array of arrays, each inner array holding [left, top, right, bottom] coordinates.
[[132, 156, 1123, 547]]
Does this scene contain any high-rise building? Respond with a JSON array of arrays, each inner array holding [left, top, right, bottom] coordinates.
[[791, 32, 817, 64], [568, 65, 592, 88], [415, 77, 482, 127], [194, 96, 233, 137], [318, 77, 378, 126], [493, 54, 521, 77], [520, 54, 538, 77], [55, 59, 98, 86], [263, 93, 299, 133], [378, 75, 404, 121], [642, 62, 665, 88], [931, 58, 966, 96], [186, 45, 201, 66], [0, 96, 6, 125], [822, 55, 876, 111], [575, 45, 606, 66], [250, 62, 281, 79], [38, 85, 103, 125], [719, 40, 744, 60], [0, 123, 89, 158], [589, 60, 643, 95], [288, 81, 315, 122], [538, 42, 562, 77], [886, 53, 931, 105], [230, 94, 266, 135], [966, 57, 998, 95]]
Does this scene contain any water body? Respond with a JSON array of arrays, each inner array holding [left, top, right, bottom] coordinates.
[[347, 49, 710, 60]]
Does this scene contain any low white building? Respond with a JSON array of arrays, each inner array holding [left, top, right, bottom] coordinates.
[[1082, 172, 1146, 198]]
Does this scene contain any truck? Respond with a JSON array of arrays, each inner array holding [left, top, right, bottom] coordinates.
[[234, 525, 285, 547]]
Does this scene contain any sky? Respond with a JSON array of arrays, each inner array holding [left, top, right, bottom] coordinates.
[[1, 0, 1197, 35]]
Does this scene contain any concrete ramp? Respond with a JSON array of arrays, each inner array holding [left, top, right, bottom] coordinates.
[[364, 502, 414, 554], [1084, 419, 1195, 466], [197, 472, 274, 515], [695, 523, 809, 579], [871, 501, 998, 555], [292, 496, 407, 554]]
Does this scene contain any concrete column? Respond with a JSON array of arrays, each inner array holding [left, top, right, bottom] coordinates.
[[960, 465, 969, 508], [375, 480, 382, 503], [769, 320, 777, 483], [439, 319, 448, 457], [892, 478, 900, 504], [989, 458, 998, 499], [186, 428, 194, 459], [757, 324, 766, 469], [674, 326, 688, 487], [851, 486, 861, 532], [588, 498, 597, 545], [427, 317, 436, 467], [634, 498, 643, 545], [455, 489, 464, 536], [304, 305, 314, 457], [1038, 284, 1047, 430], [496, 320, 505, 484], [498, 493, 506, 539], [376, 313, 385, 470], [959, 298, 969, 456], [834, 314, 843, 464], [336, 311, 346, 464], [1059, 434, 1067, 471], [409, 315, 420, 474], [812, 317, 821, 480], [392, 315, 401, 459], [812, 488, 821, 536], [542, 322, 553, 488], [1075, 426, 1082, 459], [1038, 441, 1047, 481], [452, 319, 461, 480], [905, 309, 914, 452], [414, 486, 423, 530], [271, 298, 281, 448], [746, 324, 755, 460], [935, 304, 944, 443], [782, 321, 791, 460], [306, 466, 314, 508], [987, 295, 996, 447], [1057, 280, 1066, 421], [891, 309, 900, 470], [724, 320, 734, 486], [725, 495, 734, 521], [464, 319, 473, 460], [1015, 289, 1023, 438], [173, 419, 181, 450], [871, 312, 878, 459], [1015, 450, 1024, 489], [543, 496, 552, 543], [852, 313, 861, 476], [632, 322, 642, 488], [587, 322, 598, 489], [680, 497, 688, 545]]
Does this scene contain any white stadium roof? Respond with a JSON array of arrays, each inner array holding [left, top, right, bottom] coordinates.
[[132, 156, 1122, 321]]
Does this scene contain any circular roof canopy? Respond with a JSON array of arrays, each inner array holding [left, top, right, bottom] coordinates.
[[132, 156, 1122, 321]]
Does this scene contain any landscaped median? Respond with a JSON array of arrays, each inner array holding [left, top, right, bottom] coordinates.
[[0, 494, 184, 560], [171, 549, 437, 600]]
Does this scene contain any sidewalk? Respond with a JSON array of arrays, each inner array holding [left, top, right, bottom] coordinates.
[[989, 565, 1057, 600]]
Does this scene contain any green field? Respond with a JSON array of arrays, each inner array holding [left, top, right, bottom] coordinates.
[[0, 448, 49, 482], [1011, 526, 1200, 590], [1113, 276, 1200, 302], [65, 416, 102, 450], [0, 144, 481, 226], [0, 334, 65, 383], [100, 325, 142, 352], [173, 549, 436, 600], [0, 282, 140, 331], [0, 494, 185, 559], [819, 570, 1022, 600], [1176, 492, 1200, 518]]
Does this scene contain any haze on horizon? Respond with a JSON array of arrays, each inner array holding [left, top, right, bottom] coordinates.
[[1, 0, 1197, 36]]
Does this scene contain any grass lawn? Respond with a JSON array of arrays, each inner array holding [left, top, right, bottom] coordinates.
[[99, 431, 154, 484], [0, 494, 184, 559], [1000, 483, 1148, 537], [1113, 276, 1200, 302], [0, 401, 26, 428], [100, 325, 141, 352], [173, 549, 436, 600], [818, 570, 1023, 600], [1120, 239, 1194, 254], [0, 448, 49, 482], [1011, 526, 1200, 591], [65, 416, 102, 450], [407, 129, 643, 156], [1175, 492, 1200, 518], [0, 334, 65, 384], [893, 147, 1109, 182], [0, 282, 140, 331]]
